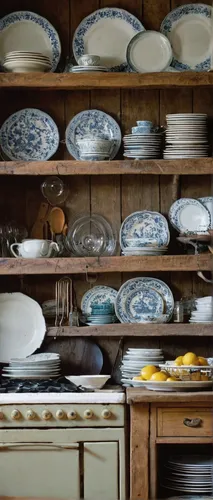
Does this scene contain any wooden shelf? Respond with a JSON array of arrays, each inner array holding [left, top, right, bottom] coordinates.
[[1, 72, 213, 90], [0, 159, 213, 176], [46, 324, 213, 337], [0, 255, 211, 275]]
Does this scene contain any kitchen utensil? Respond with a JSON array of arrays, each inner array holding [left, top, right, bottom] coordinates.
[[55, 277, 72, 327], [30, 202, 49, 239], [10, 239, 59, 258], [43, 337, 103, 375], [48, 207, 65, 237]]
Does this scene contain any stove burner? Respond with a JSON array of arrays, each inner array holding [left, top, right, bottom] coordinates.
[[0, 377, 91, 393]]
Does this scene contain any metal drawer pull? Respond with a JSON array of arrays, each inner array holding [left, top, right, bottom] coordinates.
[[0, 443, 79, 450], [183, 418, 202, 428]]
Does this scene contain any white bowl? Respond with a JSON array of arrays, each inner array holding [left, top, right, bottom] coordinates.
[[65, 375, 110, 389], [4, 61, 51, 73], [77, 138, 112, 154]]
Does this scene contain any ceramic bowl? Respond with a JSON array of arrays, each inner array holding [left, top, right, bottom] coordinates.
[[78, 54, 100, 66], [77, 138, 113, 153], [132, 125, 153, 134], [80, 153, 110, 161], [65, 374, 110, 389]]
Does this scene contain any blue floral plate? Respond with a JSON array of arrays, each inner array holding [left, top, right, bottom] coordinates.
[[115, 277, 174, 323], [161, 4, 213, 71], [0, 11, 61, 71], [120, 211, 170, 249], [0, 108, 59, 161], [72, 7, 144, 72], [169, 198, 210, 234], [65, 109, 121, 160], [81, 286, 118, 316]]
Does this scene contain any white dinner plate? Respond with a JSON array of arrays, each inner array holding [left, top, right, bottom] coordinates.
[[169, 198, 211, 233], [73, 7, 144, 71], [0, 11, 61, 71], [127, 30, 172, 72]]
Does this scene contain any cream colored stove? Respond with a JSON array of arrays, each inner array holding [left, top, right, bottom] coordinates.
[[0, 392, 126, 500]]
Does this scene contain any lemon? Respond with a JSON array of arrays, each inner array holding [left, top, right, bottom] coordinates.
[[182, 352, 199, 366], [150, 371, 167, 382], [132, 376, 142, 381], [141, 365, 159, 381], [174, 356, 183, 366], [198, 356, 209, 366], [167, 376, 178, 382]]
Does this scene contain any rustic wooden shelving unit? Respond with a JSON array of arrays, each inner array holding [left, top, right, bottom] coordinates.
[[47, 324, 213, 337]]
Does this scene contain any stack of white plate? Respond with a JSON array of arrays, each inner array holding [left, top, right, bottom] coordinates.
[[71, 65, 108, 73], [164, 114, 209, 159], [161, 455, 213, 494], [2, 353, 61, 379], [189, 296, 213, 324], [121, 348, 164, 384], [3, 51, 52, 73], [123, 133, 163, 159]]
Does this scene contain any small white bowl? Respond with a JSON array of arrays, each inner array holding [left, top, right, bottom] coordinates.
[[77, 138, 112, 154], [78, 54, 100, 66], [65, 375, 110, 389]]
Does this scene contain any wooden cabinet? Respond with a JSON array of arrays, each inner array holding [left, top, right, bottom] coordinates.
[[127, 389, 213, 500]]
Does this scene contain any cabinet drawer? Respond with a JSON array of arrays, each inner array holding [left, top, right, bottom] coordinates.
[[157, 408, 213, 437]]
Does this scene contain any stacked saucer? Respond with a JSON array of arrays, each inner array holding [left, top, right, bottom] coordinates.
[[3, 51, 51, 73], [161, 455, 213, 494], [121, 348, 164, 384], [164, 114, 209, 159], [2, 353, 61, 379], [189, 296, 213, 324], [71, 66, 108, 73], [81, 303, 118, 326], [123, 131, 163, 159]]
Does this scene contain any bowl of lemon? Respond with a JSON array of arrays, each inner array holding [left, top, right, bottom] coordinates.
[[130, 352, 213, 391]]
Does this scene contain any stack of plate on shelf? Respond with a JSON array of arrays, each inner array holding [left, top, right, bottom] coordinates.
[[161, 455, 213, 494], [71, 65, 108, 73], [81, 302, 118, 326], [2, 353, 61, 380], [115, 277, 174, 324], [169, 198, 211, 234], [189, 296, 213, 324], [3, 51, 51, 73], [121, 348, 164, 385], [164, 114, 209, 159], [123, 132, 163, 159], [120, 210, 170, 255]]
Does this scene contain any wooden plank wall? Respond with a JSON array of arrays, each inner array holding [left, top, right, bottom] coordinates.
[[0, 0, 212, 369]]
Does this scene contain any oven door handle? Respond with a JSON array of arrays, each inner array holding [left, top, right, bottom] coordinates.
[[0, 443, 79, 450]]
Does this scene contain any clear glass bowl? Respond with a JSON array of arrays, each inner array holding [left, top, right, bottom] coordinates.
[[65, 214, 116, 257]]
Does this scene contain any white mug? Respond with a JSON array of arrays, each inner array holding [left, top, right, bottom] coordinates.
[[10, 239, 59, 258]]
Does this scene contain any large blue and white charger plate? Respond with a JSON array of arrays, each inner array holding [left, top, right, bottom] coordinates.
[[81, 286, 118, 315], [65, 109, 122, 160], [161, 4, 213, 71], [120, 211, 170, 249], [0, 108, 59, 161], [115, 278, 174, 323], [0, 11, 61, 71], [73, 7, 144, 72], [169, 198, 210, 234]]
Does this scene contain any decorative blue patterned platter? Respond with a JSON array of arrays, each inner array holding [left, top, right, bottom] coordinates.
[[120, 211, 170, 249], [169, 198, 210, 234], [125, 287, 164, 323], [0, 108, 59, 161], [72, 7, 144, 72], [65, 109, 121, 160], [161, 4, 213, 71], [81, 286, 118, 315], [115, 277, 174, 323], [0, 11, 61, 71]]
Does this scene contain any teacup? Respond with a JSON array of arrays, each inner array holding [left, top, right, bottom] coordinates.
[[78, 54, 100, 66], [10, 239, 59, 258]]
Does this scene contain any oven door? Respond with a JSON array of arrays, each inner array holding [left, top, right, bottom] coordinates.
[[0, 435, 80, 498]]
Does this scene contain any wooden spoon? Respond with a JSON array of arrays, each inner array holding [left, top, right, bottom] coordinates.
[[48, 207, 65, 238]]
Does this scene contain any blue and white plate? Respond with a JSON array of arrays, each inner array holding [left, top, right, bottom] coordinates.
[[81, 286, 118, 315], [198, 197, 213, 229], [120, 211, 170, 249], [115, 278, 174, 324], [124, 287, 164, 323], [161, 4, 213, 71], [0, 108, 59, 161], [169, 198, 211, 234], [65, 109, 121, 160], [0, 11, 61, 71], [73, 7, 144, 72]]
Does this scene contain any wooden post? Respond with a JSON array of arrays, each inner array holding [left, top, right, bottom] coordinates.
[[130, 403, 149, 500]]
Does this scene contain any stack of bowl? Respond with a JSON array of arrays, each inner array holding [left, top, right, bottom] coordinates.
[[76, 136, 113, 161], [3, 51, 52, 73], [81, 303, 118, 326]]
